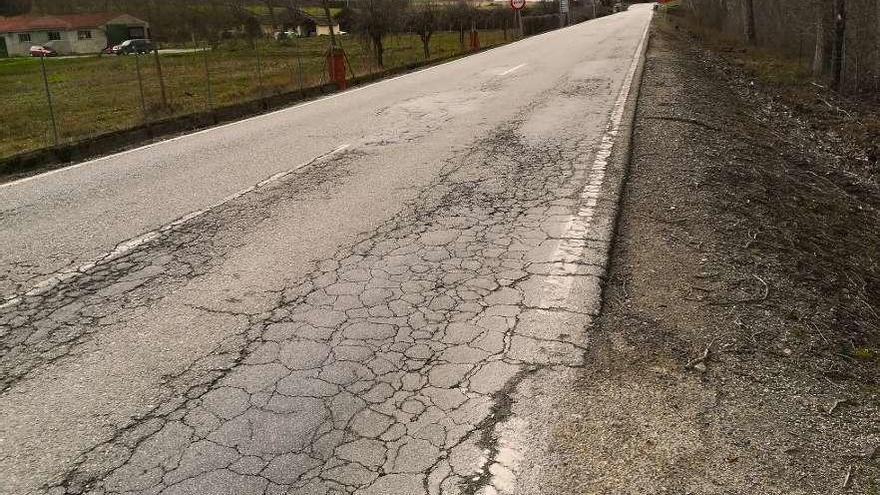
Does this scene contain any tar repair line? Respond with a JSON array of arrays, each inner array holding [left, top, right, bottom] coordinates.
[[0, 144, 350, 310], [478, 16, 652, 495]]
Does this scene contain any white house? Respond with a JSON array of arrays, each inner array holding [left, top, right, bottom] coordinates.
[[0, 13, 149, 57]]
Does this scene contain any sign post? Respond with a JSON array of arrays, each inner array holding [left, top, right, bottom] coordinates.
[[510, 0, 526, 38], [559, 0, 569, 27]]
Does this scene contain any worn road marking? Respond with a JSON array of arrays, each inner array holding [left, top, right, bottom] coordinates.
[[537, 20, 650, 310], [499, 63, 527, 76], [481, 16, 653, 495], [0, 144, 350, 309]]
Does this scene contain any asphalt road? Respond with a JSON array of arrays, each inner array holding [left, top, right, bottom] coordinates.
[[0, 7, 652, 495]]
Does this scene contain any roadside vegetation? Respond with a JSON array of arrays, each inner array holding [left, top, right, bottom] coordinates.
[[0, 30, 507, 160], [546, 14, 880, 491], [0, 0, 617, 165]]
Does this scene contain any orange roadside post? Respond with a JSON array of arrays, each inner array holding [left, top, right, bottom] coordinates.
[[327, 46, 347, 90], [321, 0, 347, 90]]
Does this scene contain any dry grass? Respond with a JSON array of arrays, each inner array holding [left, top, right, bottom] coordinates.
[[659, 16, 880, 373]]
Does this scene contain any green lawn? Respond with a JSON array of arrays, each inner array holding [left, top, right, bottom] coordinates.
[[0, 30, 510, 160]]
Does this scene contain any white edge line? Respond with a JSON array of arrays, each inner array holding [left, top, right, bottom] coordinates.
[[0, 144, 349, 309], [538, 13, 651, 305]]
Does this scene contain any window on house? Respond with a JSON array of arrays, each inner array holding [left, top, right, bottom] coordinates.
[[47, 31, 61, 41], [77, 30, 92, 40], [18, 33, 31, 43]]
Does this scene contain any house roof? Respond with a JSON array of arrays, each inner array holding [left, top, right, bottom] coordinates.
[[301, 11, 337, 26], [0, 13, 141, 33]]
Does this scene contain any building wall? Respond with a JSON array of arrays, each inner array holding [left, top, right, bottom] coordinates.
[[2, 28, 109, 56], [315, 24, 341, 36]]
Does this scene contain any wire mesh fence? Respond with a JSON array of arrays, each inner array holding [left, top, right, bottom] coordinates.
[[1, 29, 515, 162]]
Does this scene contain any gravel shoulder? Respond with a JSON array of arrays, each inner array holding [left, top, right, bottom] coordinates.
[[543, 20, 880, 494]]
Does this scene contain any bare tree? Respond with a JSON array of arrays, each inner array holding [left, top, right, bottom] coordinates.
[[443, 1, 475, 52], [743, 0, 756, 43], [263, 0, 278, 32], [351, 0, 408, 67], [409, 1, 437, 59]]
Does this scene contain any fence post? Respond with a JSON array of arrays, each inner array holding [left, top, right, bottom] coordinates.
[[39, 55, 59, 147], [134, 54, 148, 123], [255, 39, 265, 99], [296, 44, 305, 92], [202, 43, 213, 112], [153, 46, 168, 109]]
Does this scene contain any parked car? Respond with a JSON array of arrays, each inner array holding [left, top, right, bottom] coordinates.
[[29, 45, 58, 57], [112, 39, 153, 55]]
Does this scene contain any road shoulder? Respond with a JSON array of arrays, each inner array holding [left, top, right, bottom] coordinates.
[[542, 20, 880, 494]]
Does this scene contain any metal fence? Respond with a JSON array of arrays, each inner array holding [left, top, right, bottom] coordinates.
[[1, 30, 512, 162]]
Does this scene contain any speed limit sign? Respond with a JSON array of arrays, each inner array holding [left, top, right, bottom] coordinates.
[[510, 0, 526, 10]]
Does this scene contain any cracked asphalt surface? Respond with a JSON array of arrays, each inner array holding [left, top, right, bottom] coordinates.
[[0, 7, 652, 495]]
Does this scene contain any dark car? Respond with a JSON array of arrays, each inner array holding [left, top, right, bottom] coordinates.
[[29, 45, 58, 57], [112, 39, 153, 55]]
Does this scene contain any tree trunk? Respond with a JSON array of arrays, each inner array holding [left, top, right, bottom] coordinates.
[[265, 1, 278, 30], [831, 0, 846, 89], [374, 36, 384, 67], [743, 0, 755, 44], [812, 10, 831, 77], [421, 33, 430, 59]]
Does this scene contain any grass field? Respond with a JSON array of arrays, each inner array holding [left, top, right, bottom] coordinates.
[[0, 30, 509, 160]]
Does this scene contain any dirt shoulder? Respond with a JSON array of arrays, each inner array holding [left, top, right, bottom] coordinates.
[[542, 19, 880, 495]]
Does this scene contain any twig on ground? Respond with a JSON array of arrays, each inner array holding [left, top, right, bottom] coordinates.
[[827, 398, 848, 415], [643, 115, 722, 133], [810, 322, 831, 346], [842, 464, 853, 489], [753, 274, 769, 301], [709, 274, 769, 306], [686, 342, 712, 370]]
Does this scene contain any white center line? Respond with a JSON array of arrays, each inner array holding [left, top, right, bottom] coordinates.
[[499, 63, 527, 76]]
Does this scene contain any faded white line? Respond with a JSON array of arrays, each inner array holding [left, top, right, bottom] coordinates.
[[499, 63, 527, 76], [0, 144, 349, 310], [479, 13, 653, 495], [537, 17, 651, 309]]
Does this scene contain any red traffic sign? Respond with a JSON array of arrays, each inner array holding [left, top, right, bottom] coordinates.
[[510, 0, 526, 10]]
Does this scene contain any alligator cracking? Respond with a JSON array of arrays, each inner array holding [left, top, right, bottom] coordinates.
[[2, 74, 617, 495]]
